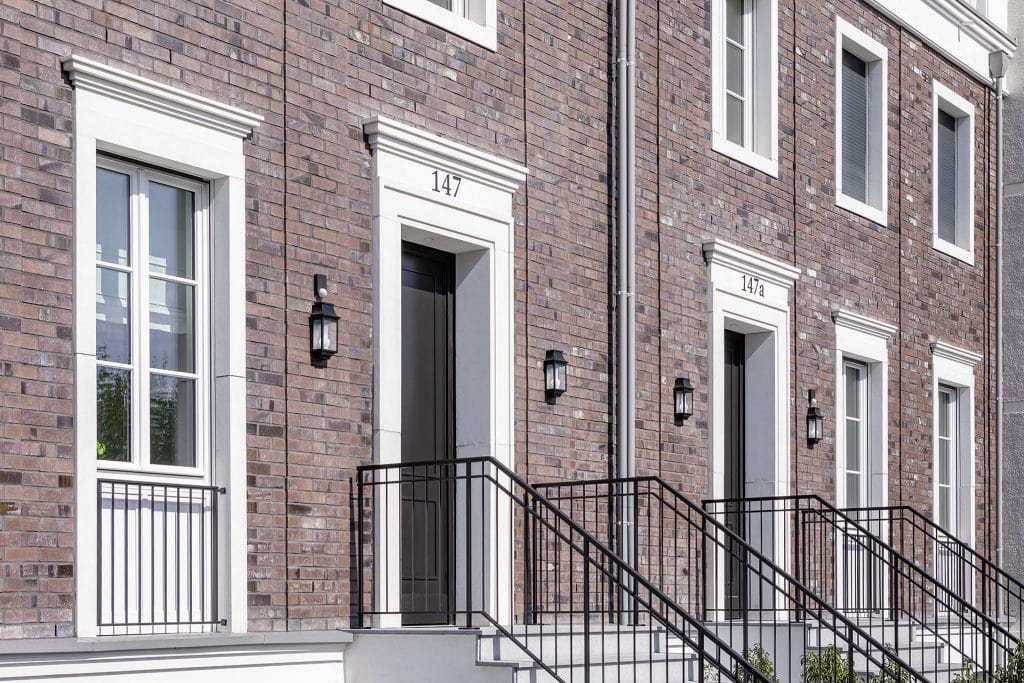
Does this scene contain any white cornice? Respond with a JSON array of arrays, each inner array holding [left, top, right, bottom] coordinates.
[[62, 56, 263, 139], [701, 240, 801, 289], [930, 339, 984, 366], [363, 116, 528, 194], [831, 309, 898, 341], [859, 0, 1015, 85]]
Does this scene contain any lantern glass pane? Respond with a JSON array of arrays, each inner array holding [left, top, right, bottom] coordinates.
[[324, 318, 338, 353], [675, 389, 685, 415], [555, 364, 566, 391], [312, 318, 323, 351], [683, 390, 693, 415], [545, 363, 555, 391]]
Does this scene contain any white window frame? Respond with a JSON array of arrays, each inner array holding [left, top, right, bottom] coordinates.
[[835, 17, 889, 226], [930, 340, 981, 548], [936, 383, 959, 532], [832, 309, 895, 510], [95, 157, 211, 479], [711, 0, 779, 176], [383, 0, 497, 50], [65, 56, 261, 637], [842, 359, 870, 508], [931, 80, 976, 265]]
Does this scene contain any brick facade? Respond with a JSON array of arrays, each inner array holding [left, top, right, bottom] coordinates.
[[0, 0, 1000, 636]]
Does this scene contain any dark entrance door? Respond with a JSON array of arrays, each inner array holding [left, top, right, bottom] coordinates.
[[400, 242, 455, 625], [723, 330, 747, 619]]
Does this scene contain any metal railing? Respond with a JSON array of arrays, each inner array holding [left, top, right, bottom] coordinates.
[[535, 476, 926, 682], [356, 457, 773, 682], [704, 495, 1017, 679], [97, 479, 224, 635], [845, 504, 1024, 634]]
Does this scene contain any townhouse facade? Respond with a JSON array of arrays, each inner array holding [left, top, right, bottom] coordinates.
[[0, 0, 1017, 679]]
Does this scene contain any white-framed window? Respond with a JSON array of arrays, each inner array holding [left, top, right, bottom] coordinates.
[[930, 340, 981, 548], [65, 55, 260, 637], [711, 0, 779, 176], [95, 158, 210, 477], [383, 0, 496, 50], [835, 17, 888, 226], [843, 359, 869, 508], [932, 80, 976, 264]]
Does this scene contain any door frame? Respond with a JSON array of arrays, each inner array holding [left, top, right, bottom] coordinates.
[[365, 117, 527, 627]]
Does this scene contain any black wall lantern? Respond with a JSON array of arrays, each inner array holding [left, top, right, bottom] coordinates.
[[544, 350, 568, 404], [673, 377, 694, 423], [310, 274, 339, 368], [806, 389, 824, 446]]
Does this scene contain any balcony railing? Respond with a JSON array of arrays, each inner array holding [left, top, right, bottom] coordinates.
[[97, 478, 224, 635]]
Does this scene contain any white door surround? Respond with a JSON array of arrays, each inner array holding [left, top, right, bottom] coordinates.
[[363, 117, 527, 627], [703, 240, 799, 584]]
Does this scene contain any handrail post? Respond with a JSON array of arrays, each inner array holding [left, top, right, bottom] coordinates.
[[583, 537, 591, 683], [357, 472, 365, 628], [465, 460, 473, 629], [524, 490, 534, 626]]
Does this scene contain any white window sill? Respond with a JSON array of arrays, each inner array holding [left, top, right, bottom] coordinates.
[[712, 134, 779, 177], [933, 236, 975, 266], [383, 0, 496, 50], [836, 192, 887, 227]]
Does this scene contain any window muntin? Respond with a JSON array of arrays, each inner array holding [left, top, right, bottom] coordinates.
[[932, 81, 975, 263], [843, 360, 869, 507], [95, 158, 207, 474], [835, 18, 888, 225], [724, 0, 750, 147], [936, 385, 958, 531]]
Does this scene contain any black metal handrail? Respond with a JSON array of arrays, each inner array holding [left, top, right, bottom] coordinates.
[[96, 478, 224, 635], [704, 494, 1017, 679], [357, 457, 772, 683], [845, 504, 1024, 633], [535, 476, 927, 682]]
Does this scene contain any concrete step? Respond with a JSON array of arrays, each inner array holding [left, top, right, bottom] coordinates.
[[477, 624, 684, 664]]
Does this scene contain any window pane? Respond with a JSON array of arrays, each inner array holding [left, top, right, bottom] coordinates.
[[725, 0, 744, 44], [938, 439, 950, 485], [97, 367, 131, 462], [938, 390, 951, 437], [937, 110, 958, 244], [842, 50, 869, 203], [938, 487, 950, 529], [150, 279, 195, 373], [726, 94, 745, 146], [96, 168, 130, 266], [427, 0, 453, 9], [845, 365, 861, 419], [845, 418, 861, 471], [726, 43, 745, 96], [150, 375, 196, 468], [148, 182, 194, 279], [846, 472, 861, 507], [96, 267, 131, 363]]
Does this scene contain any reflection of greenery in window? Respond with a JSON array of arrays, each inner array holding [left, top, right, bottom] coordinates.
[[96, 367, 130, 461], [150, 385, 178, 466]]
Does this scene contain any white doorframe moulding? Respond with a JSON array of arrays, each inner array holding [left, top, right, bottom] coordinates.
[[702, 239, 799, 605], [832, 309, 896, 510], [930, 339, 982, 549], [363, 116, 527, 628], [64, 55, 261, 637]]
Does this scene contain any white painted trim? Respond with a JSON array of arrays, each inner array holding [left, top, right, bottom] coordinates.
[[860, 0, 1014, 85], [930, 340, 979, 548], [67, 56, 256, 636], [931, 80, 976, 266], [833, 309, 894, 510], [382, 0, 497, 50], [703, 239, 795, 603], [835, 17, 889, 228], [930, 339, 984, 366], [364, 116, 525, 627], [710, 0, 780, 177], [63, 57, 262, 138]]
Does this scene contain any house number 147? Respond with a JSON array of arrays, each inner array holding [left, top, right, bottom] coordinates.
[[432, 170, 462, 197], [741, 275, 765, 297]]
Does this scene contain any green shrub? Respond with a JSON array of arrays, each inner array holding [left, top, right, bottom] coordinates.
[[870, 646, 911, 683], [803, 645, 863, 683], [735, 643, 780, 683], [952, 659, 981, 683], [997, 640, 1024, 682]]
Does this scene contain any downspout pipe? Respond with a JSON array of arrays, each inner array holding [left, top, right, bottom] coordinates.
[[614, 0, 637, 585], [990, 50, 1008, 567]]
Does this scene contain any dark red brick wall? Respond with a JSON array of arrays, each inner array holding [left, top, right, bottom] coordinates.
[[0, 0, 997, 636]]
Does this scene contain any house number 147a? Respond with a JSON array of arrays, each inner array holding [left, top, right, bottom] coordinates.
[[741, 275, 765, 297], [432, 170, 462, 197]]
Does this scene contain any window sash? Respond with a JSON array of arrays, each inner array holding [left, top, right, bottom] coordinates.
[[936, 385, 958, 532], [724, 0, 754, 149], [936, 109, 960, 245], [95, 157, 209, 478], [841, 50, 870, 204], [843, 360, 869, 507]]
